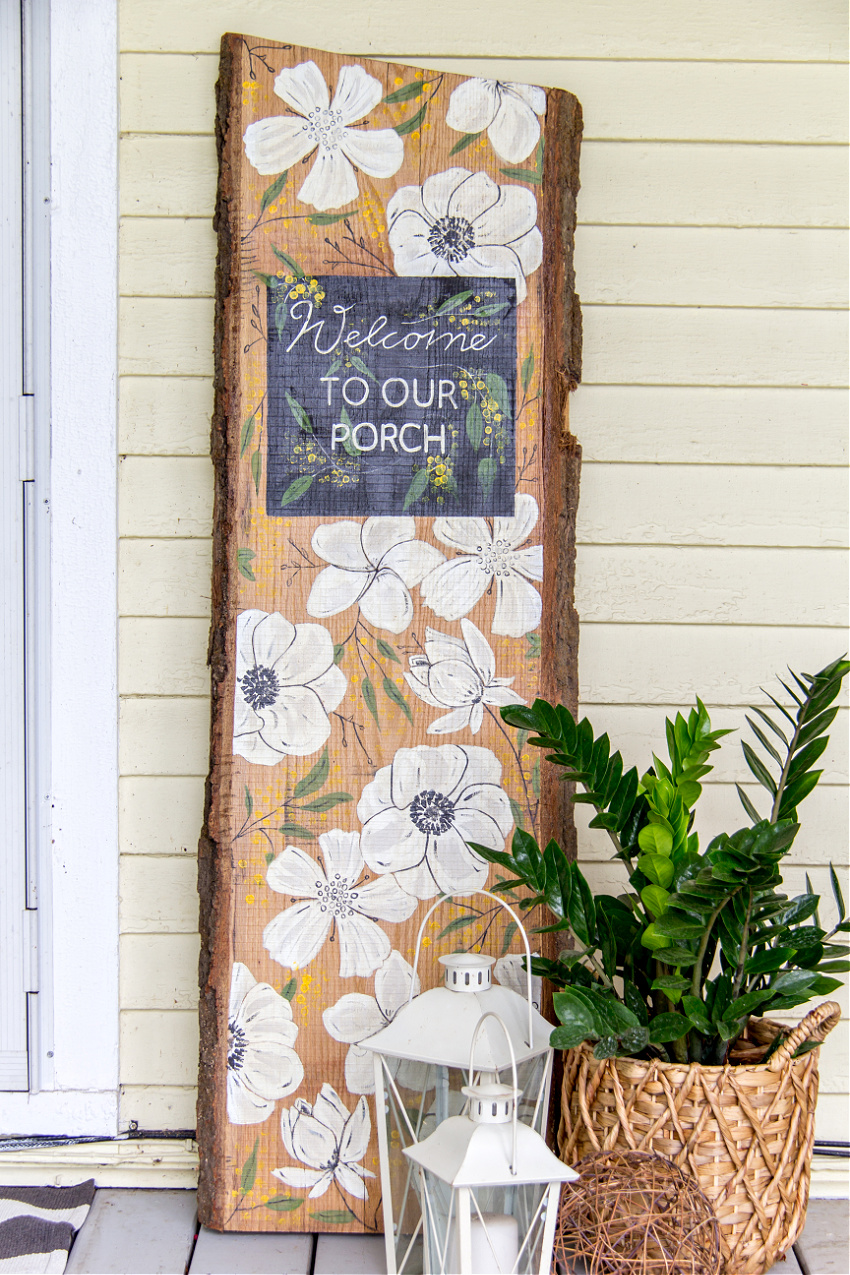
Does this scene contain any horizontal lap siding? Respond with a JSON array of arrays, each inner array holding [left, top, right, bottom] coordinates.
[[117, 0, 849, 1145]]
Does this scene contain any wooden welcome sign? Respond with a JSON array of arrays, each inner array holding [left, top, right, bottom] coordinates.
[[198, 33, 582, 1233]]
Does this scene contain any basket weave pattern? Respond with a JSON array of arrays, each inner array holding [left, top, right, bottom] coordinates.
[[557, 1001, 841, 1275]]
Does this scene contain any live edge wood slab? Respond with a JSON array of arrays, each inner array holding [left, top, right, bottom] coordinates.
[[198, 33, 582, 1233]]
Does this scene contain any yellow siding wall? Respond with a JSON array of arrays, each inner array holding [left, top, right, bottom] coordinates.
[[117, 1, 849, 1138]]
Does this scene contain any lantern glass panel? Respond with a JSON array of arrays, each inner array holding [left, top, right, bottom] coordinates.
[[378, 1053, 552, 1275], [420, 1170, 553, 1275]]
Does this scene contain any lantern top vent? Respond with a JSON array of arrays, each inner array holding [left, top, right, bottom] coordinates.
[[440, 952, 494, 993]]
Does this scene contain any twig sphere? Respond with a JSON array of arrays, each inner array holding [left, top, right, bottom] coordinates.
[[553, 1150, 721, 1275]]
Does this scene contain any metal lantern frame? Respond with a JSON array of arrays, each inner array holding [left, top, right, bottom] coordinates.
[[403, 1013, 578, 1275], [366, 892, 555, 1275]]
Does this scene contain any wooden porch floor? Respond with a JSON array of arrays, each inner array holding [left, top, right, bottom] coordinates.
[[60, 1189, 849, 1274]]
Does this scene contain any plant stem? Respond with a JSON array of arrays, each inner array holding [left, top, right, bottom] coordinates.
[[730, 888, 754, 1001], [770, 707, 804, 824], [690, 894, 740, 999]]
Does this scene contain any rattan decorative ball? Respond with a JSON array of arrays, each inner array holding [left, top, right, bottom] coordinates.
[[553, 1150, 721, 1275]]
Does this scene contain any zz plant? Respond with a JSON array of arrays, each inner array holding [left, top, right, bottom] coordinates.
[[471, 656, 850, 1065]]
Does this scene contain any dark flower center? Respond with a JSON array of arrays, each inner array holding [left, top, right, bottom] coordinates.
[[227, 1020, 247, 1072], [241, 664, 280, 711], [428, 215, 475, 263], [409, 788, 456, 835], [315, 872, 358, 919]]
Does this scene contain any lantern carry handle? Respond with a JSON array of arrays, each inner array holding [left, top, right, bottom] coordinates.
[[468, 1012, 519, 1176], [408, 890, 534, 1049]]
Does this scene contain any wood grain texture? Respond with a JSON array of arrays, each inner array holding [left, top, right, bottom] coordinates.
[[197, 35, 581, 1232]]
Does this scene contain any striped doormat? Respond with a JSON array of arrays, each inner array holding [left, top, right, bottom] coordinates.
[[0, 1182, 95, 1273]]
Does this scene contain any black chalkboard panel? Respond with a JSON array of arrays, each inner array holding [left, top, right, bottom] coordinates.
[[266, 275, 516, 516]]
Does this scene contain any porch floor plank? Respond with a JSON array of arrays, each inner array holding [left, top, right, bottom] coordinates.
[[314, 1233, 387, 1273], [793, 1197, 850, 1274], [188, 1227, 313, 1274], [65, 1188, 197, 1275]]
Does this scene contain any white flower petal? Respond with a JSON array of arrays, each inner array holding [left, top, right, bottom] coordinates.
[[240, 1041, 304, 1102], [380, 539, 446, 587], [427, 707, 474, 735], [227, 1071, 275, 1125], [375, 950, 420, 1018], [465, 242, 529, 303], [484, 683, 526, 708], [267, 845, 324, 897], [257, 685, 332, 756], [307, 1174, 333, 1198], [238, 980, 298, 1043], [446, 170, 502, 226], [271, 1165, 328, 1192], [505, 82, 547, 114], [313, 1083, 351, 1141], [472, 183, 538, 247], [298, 148, 359, 212], [404, 667, 444, 709], [445, 79, 501, 134], [274, 622, 336, 687], [460, 618, 496, 684], [233, 693, 262, 739], [361, 517, 416, 564], [390, 743, 470, 807], [358, 570, 413, 634], [452, 793, 514, 848], [323, 993, 385, 1045], [420, 557, 490, 621], [469, 702, 485, 733], [423, 629, 468, 663], [274, 61, 329, 116], [307, 564, 370, 619], [391, 236, 457, 278], [487, 92, 542, 163], [340, 1095, 372, 1163], [493, 571, 541, 637], [263, 901, 332, 970], [427, 828, 490, 895], [420, 167, 472, 220], [431, 517, 491, 554], [360, 806, 425, 874], [313, 521, 371, 569], [344, 1045, 376, 1095], [318, 829, 364, 885], [394, 859, 442, 899], [229, 961, 256, 1019], [331, 64, 383, 124], [386, 184, 430, 227], [508, 545, 543, 582], [243, 116, 315, 175], [337, 913, 391, 978], [233, 728, 288, 766], [355, 764, 392, 824], [495, 493, 539, 548], [236, 609, 292, 676], [308, 663, 348, 713], [341, 125, 404, 178], [336, 1163, 370, 1199], [428, 658, 482, 707], [354, 874, 419, 923]]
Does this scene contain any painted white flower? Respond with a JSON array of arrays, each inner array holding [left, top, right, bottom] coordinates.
[[419, 494, 543, 637], [263, 829, 417, 978], [273, 1083, 375, 1199], [386, 167, 542, 304], [243, 60, 404, 212], [447, 79, 546, 164], [494, 952, 542, 1013], [405, 618, 525, 735], [323, 951, 421, 1094], [306, 517, 445, 635], [357, 744, 514, 899], [234, 610, 347, 764], [226, 963, 304, 1125]]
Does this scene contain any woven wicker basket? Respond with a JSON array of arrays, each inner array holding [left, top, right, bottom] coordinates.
[[557, 1001, 841, 1275]]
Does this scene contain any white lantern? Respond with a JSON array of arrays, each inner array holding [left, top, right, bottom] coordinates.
[[364, 892, 554, 1275], [404, 1012, 578, 1275]]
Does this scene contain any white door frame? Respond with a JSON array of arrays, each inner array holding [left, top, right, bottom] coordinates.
[[0, 0, 119, 1135]]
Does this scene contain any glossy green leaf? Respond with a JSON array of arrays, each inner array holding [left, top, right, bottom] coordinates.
[[830, 864, 846, 923], [649, 1013, 691, 1044], [638, 823, 674, 856], [638, 854, 674, 889], [641, 884, 669, 917]]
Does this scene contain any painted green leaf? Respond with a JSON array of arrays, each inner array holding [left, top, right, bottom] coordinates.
[[240, 413, 256, 456], [277, 823, 316, 841], [432, 289, 473, 318], [309, 209, 357, 225], [376, 638, 399, 662], [265, 851, 274, 864], [309, 1210, 351, 1225], [484, 372, 511, 416], [449, 131, 483, 155], [403, 467, 430, 511], [244, 785, 253, 816], [500, 139, 544, 185], [300, 792, 354, 812], [478, 456, 497, 498], [285, 390, 312, 434], [293, 749, 329, 800], [516, 729, 529, 751], [260, 171, 289, 212], [275, 301, 288, 340], [383, 677, 413, 723], [271, 245, 303, 276], [333, 643, 346, 665], [466, 402, 484, 450], [362, 677, 380, 728], [509, 796, 525, 830], [253, 271, 278, 289], [251, 448, 262, 495], [280, 473, 314, 506], [500, 920, 519, 956], [525, 633, 541, 660], [348, 353, 377, 382], [473, 302, 509, 317], [383, 81, 426, 104], [531, 759, 541, 797], [237, 548, 256, 581], [438, 914, 479, 939], [337, 405, 360, 457], [264, 1197, 302, 1211], [521, 345, 535, 393], [240, 1139, 259, 1192], [394, 103, 427, 136], [280, 978, 297, 1002]]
